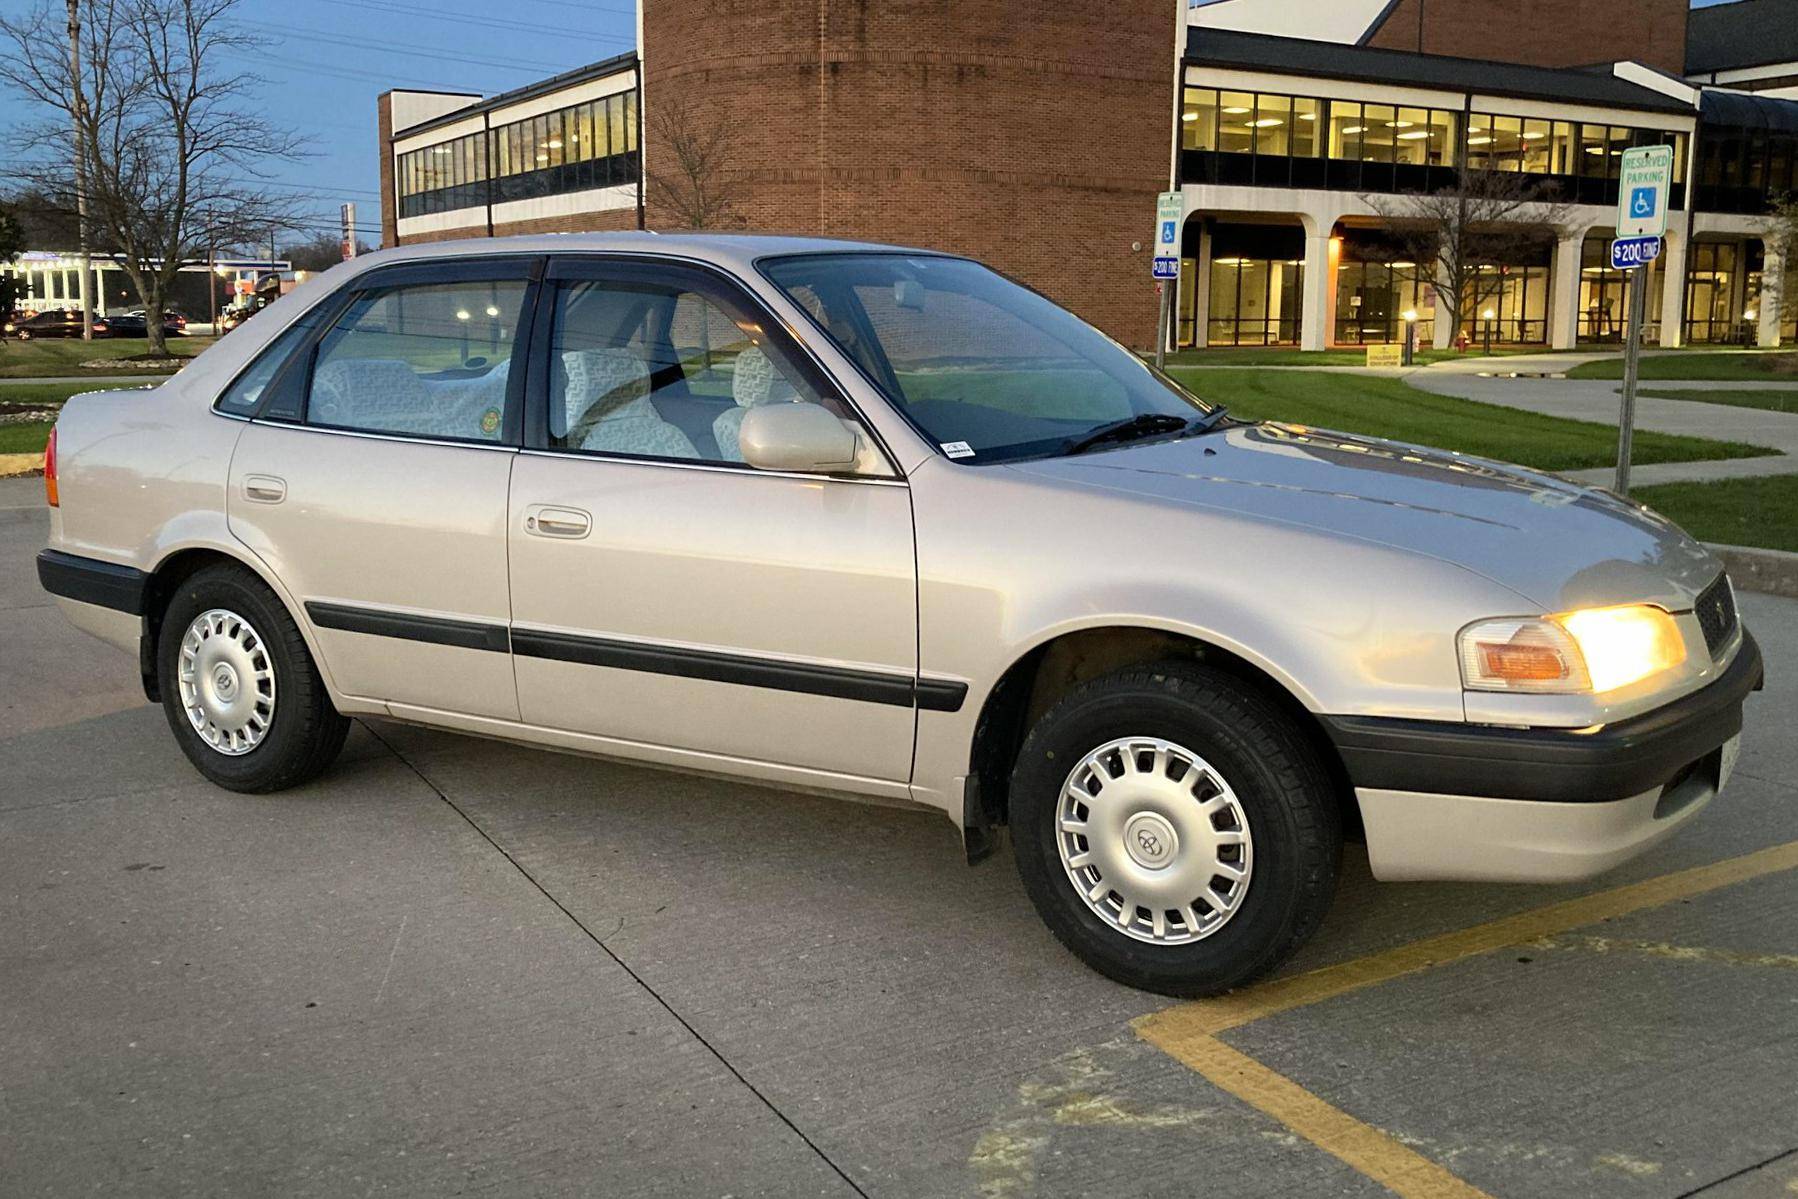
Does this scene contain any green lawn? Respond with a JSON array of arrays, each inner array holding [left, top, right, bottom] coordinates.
[[1167, 368, 1777, 474], [1637, 387, 1798, 414], [1566, 352, 1798, 381], [0, 336, 213, 379], [0, 380, 154, 407], [1635, 475, 1798, 553], [0, 421, 54, 455]]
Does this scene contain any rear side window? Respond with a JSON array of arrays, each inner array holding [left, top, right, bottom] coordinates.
[[215, 320, 317, 416], [303, 279, 529, 442]]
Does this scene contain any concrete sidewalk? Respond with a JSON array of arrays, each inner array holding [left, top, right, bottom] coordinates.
[[1407, 369, 1798, 485]]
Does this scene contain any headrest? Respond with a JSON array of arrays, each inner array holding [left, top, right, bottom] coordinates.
[[731, 346, 798, 409]]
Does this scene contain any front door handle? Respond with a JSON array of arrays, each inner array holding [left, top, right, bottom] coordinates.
[[243, 474, 286, 503], [525, 505, 591, 539]]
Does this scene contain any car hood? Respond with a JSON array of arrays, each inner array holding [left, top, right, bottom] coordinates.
[[1005, 423, 1722, 613]]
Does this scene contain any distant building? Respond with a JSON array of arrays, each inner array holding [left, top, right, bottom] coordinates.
[[0, 251, 291, 317], [375, 0, 1798, 351]]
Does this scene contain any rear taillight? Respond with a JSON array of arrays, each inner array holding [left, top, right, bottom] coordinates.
[[44, 426, 58, 507]]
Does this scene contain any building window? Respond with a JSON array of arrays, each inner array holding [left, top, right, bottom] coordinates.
[[396, 84, 642, 220], [1686, 241, 1747, 344]]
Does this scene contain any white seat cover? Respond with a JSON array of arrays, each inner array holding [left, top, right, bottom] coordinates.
[[713, 346, 798, 463], [562, 348, 698, 460]]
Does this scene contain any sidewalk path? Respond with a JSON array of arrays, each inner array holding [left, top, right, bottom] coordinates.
[[1406, 369, 1798, 485]]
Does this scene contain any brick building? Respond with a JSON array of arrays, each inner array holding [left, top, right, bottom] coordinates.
[[378, 0, 1798, 351]]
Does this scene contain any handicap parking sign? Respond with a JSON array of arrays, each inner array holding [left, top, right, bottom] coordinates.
[[1616, 146, 1673, 238], [1160, 220, 1177, 245], [1630, 187, 1656, 220]]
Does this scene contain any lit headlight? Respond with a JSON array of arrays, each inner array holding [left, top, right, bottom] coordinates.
[[1459, 604, 1686, 694]]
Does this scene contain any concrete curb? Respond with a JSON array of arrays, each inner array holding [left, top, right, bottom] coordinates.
[[1708, 542, 1798, 599]]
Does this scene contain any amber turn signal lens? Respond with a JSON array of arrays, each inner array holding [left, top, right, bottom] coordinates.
[[1477, 640, 1567, 681]]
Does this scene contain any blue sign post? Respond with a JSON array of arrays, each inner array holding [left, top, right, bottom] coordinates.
[[1610, 144, 1673, 496]]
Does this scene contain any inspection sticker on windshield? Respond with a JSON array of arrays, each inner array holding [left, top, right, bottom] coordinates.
[[941, 441, 976, 459]]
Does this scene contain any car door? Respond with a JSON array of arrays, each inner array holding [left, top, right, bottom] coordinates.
[[226, 256, 539, 721], [505, 256, 921, 784]]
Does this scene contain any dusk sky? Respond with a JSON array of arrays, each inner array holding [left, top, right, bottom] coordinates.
[[0, 0, 638, 248]]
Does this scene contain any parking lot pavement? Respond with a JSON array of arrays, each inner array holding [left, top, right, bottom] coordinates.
[[4, 479, 1797, 1198]]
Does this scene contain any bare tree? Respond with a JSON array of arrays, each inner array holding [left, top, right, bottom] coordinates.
[[0, 0, 308, 356], [644, 93, 745, 231], [1367, 169, 1569, 347], [0, 204, 24, 322]]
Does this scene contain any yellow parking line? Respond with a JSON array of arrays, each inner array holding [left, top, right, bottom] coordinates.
[[1170, 1034, 1497, 1199], [1134, 840, 1798, 1198], [1137, 838, 1798, 1046]]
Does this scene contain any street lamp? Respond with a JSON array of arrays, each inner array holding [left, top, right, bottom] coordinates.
[[1401, 309, 1418, 366], [1482, 307, 1496, 355]]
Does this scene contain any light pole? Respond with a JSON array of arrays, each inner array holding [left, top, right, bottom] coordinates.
[[1401, 309, 1417, 367], [1482, 307, 1496, 355]]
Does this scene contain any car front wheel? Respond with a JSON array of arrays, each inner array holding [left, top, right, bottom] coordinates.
[[1010, 661, 1342, 996], [157, 563, 350, 792]]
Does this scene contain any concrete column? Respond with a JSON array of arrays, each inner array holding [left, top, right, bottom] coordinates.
[[1299, 224, 1335, 352], [1758, 243, 1784, 347], [1657, 230, 1687, 348], [1550, 232, 1585, 350], [1191, 221, 1212, 348]]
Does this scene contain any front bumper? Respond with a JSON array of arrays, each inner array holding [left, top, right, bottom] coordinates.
[[1325, 631, 1763, 883]]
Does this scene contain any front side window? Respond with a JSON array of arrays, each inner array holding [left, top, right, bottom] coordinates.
[[759, 253, 1215, 463], [303, 278, 527, 442], [546, 275, 846, 464]]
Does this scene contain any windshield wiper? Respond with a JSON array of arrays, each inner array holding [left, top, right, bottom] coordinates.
[[1063, 410, 1224, 456]]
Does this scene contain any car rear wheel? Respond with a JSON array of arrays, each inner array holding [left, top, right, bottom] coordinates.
[[1009, 661, 1341, 996], [157, 563, 349, 792]]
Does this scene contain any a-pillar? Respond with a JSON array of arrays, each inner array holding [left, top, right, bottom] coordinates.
[[1759, 242, 1784, 347], [1550, 229, 1586, 350], [1657, 230, 1687, 347], [1299, 217, 1336, 352]]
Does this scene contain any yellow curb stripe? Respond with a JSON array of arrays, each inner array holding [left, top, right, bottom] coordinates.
[[1161, 1034, 1496, 1199], [0, 451, 44, 478], [1137, 838, 1798, 1046]]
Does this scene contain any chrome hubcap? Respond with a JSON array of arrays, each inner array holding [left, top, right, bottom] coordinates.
[[1056, 736, 1254, 945], [178, 608, 276, 756]]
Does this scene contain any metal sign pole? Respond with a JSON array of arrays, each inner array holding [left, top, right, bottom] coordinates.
[[1155, 282, 1169, 372], [1615, 264, 1647, 496]]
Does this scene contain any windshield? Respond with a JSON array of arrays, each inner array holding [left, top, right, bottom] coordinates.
[[758, 253, 1215, 462]]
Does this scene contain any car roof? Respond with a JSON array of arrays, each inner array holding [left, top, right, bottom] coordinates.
[[331, 231, 955, 283]]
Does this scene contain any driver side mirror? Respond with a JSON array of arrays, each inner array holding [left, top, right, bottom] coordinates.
[[738, 402, 860, 474]]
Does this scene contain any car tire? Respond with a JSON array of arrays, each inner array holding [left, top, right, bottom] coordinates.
[[16, 330, 29, 341], [1009, 660, 1342, 997], [157, 563, 350, 793]]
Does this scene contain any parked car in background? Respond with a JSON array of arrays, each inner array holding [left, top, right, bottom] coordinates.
[[6, 310, 110, 339], [105, 312, 187, 338], [35, 233, 1764, 997], [120, 309, 190, 334]]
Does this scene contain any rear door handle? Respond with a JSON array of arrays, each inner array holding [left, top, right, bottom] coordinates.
[[524, 505, 591, 539], [243, 474, 286, 503]]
